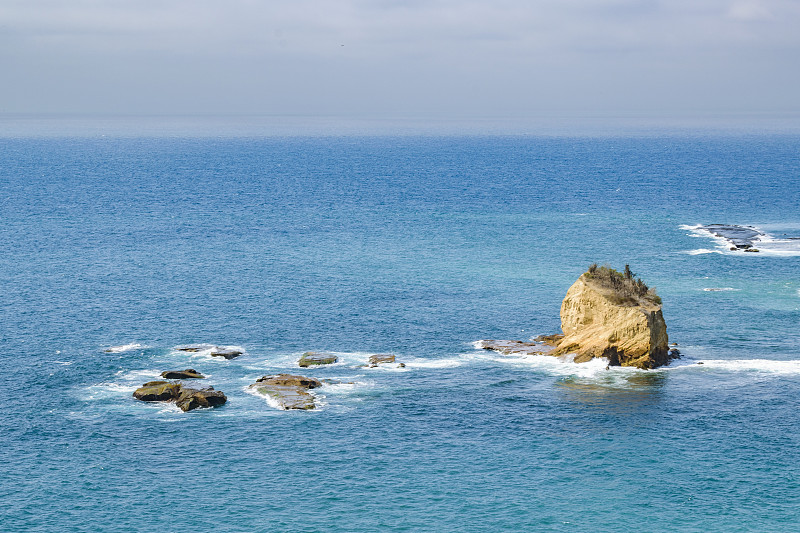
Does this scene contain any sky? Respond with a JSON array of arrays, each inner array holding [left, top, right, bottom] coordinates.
[[1, 0, 799, 123]]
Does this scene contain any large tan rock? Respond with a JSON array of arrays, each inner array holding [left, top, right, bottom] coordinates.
[[553, 269, 670, 369]]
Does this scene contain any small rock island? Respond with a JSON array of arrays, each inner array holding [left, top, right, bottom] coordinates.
[[551, 264, 671, 369], [481, 264, 676, 369]]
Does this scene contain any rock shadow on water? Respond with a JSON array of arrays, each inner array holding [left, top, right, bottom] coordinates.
[[555, 371, 667, 412]]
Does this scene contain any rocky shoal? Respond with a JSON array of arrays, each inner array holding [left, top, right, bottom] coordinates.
[[175, 344, 244, 359], [477, 339, 559, 356], [699, 224, 763, 251], [249, 374, 323, 410], [132, 381, 227, 412]]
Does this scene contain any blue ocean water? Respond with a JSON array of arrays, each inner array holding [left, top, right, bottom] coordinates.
[[1, 133, 799, 531]]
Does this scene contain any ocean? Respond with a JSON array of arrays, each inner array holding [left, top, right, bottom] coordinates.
[[1, 131, 799, 531]]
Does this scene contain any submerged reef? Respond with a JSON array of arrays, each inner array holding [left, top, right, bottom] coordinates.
[[249, 374, 323, 410], [699, 224, 763, 250]]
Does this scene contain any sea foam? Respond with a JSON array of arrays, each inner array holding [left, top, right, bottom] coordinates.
[[104, 343, 146, 353], [689, 359, 800, 374]]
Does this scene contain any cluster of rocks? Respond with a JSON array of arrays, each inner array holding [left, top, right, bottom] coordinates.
[[175, 345, 244, 359], [132, 372, 227, 412], [131, 348, 404, 412], [298, 351, 405, 369], [131, 263, 678, 415], [368, 354, 405, 368]]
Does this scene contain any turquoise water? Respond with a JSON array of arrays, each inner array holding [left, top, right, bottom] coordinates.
[[2, 135, 799, 531]]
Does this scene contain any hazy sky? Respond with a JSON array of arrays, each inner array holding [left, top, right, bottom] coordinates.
[[2, 0, 799, 119]]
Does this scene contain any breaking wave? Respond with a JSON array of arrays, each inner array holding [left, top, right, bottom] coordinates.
[[672, 359, 800, 375], [104, 343, 146, 353]]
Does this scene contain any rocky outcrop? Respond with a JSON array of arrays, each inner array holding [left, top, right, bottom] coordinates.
[[298, 352, 338, 367], [175, 387, 227, 412], [133, 381, 226, 411], [368, 354, 396, 367], [133, 381, 182, 402], [552, 267, 671, 369], [533, 334, 564, 346], [161, 369, 205, 379], [250, 374, 322, 410], [210, 348, 243, 359], [369, 354, 395, 365]]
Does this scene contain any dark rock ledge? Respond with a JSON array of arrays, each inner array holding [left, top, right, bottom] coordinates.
[[161, 369, 205, 379]]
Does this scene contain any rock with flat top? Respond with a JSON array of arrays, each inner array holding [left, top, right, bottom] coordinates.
[[161, 369, 205, 379], [250, 374, 322, 410], [210, 348, 243, 359], [133, 381, 182, 402], [368, 354, 398, 367], [700, 224, 762, 249], [369, 354, 396, 365], [298, 352, 338, 367]]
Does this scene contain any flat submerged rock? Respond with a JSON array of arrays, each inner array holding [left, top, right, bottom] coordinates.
[[250, 374, 322, 410], [174, 344, 244, 359], [175, 344, 212, 353], [699, 224, 763, 249], [478, 340, 557, 356]]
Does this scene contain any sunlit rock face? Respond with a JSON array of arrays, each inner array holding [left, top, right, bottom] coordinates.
[[553, 269, 670, 369]]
